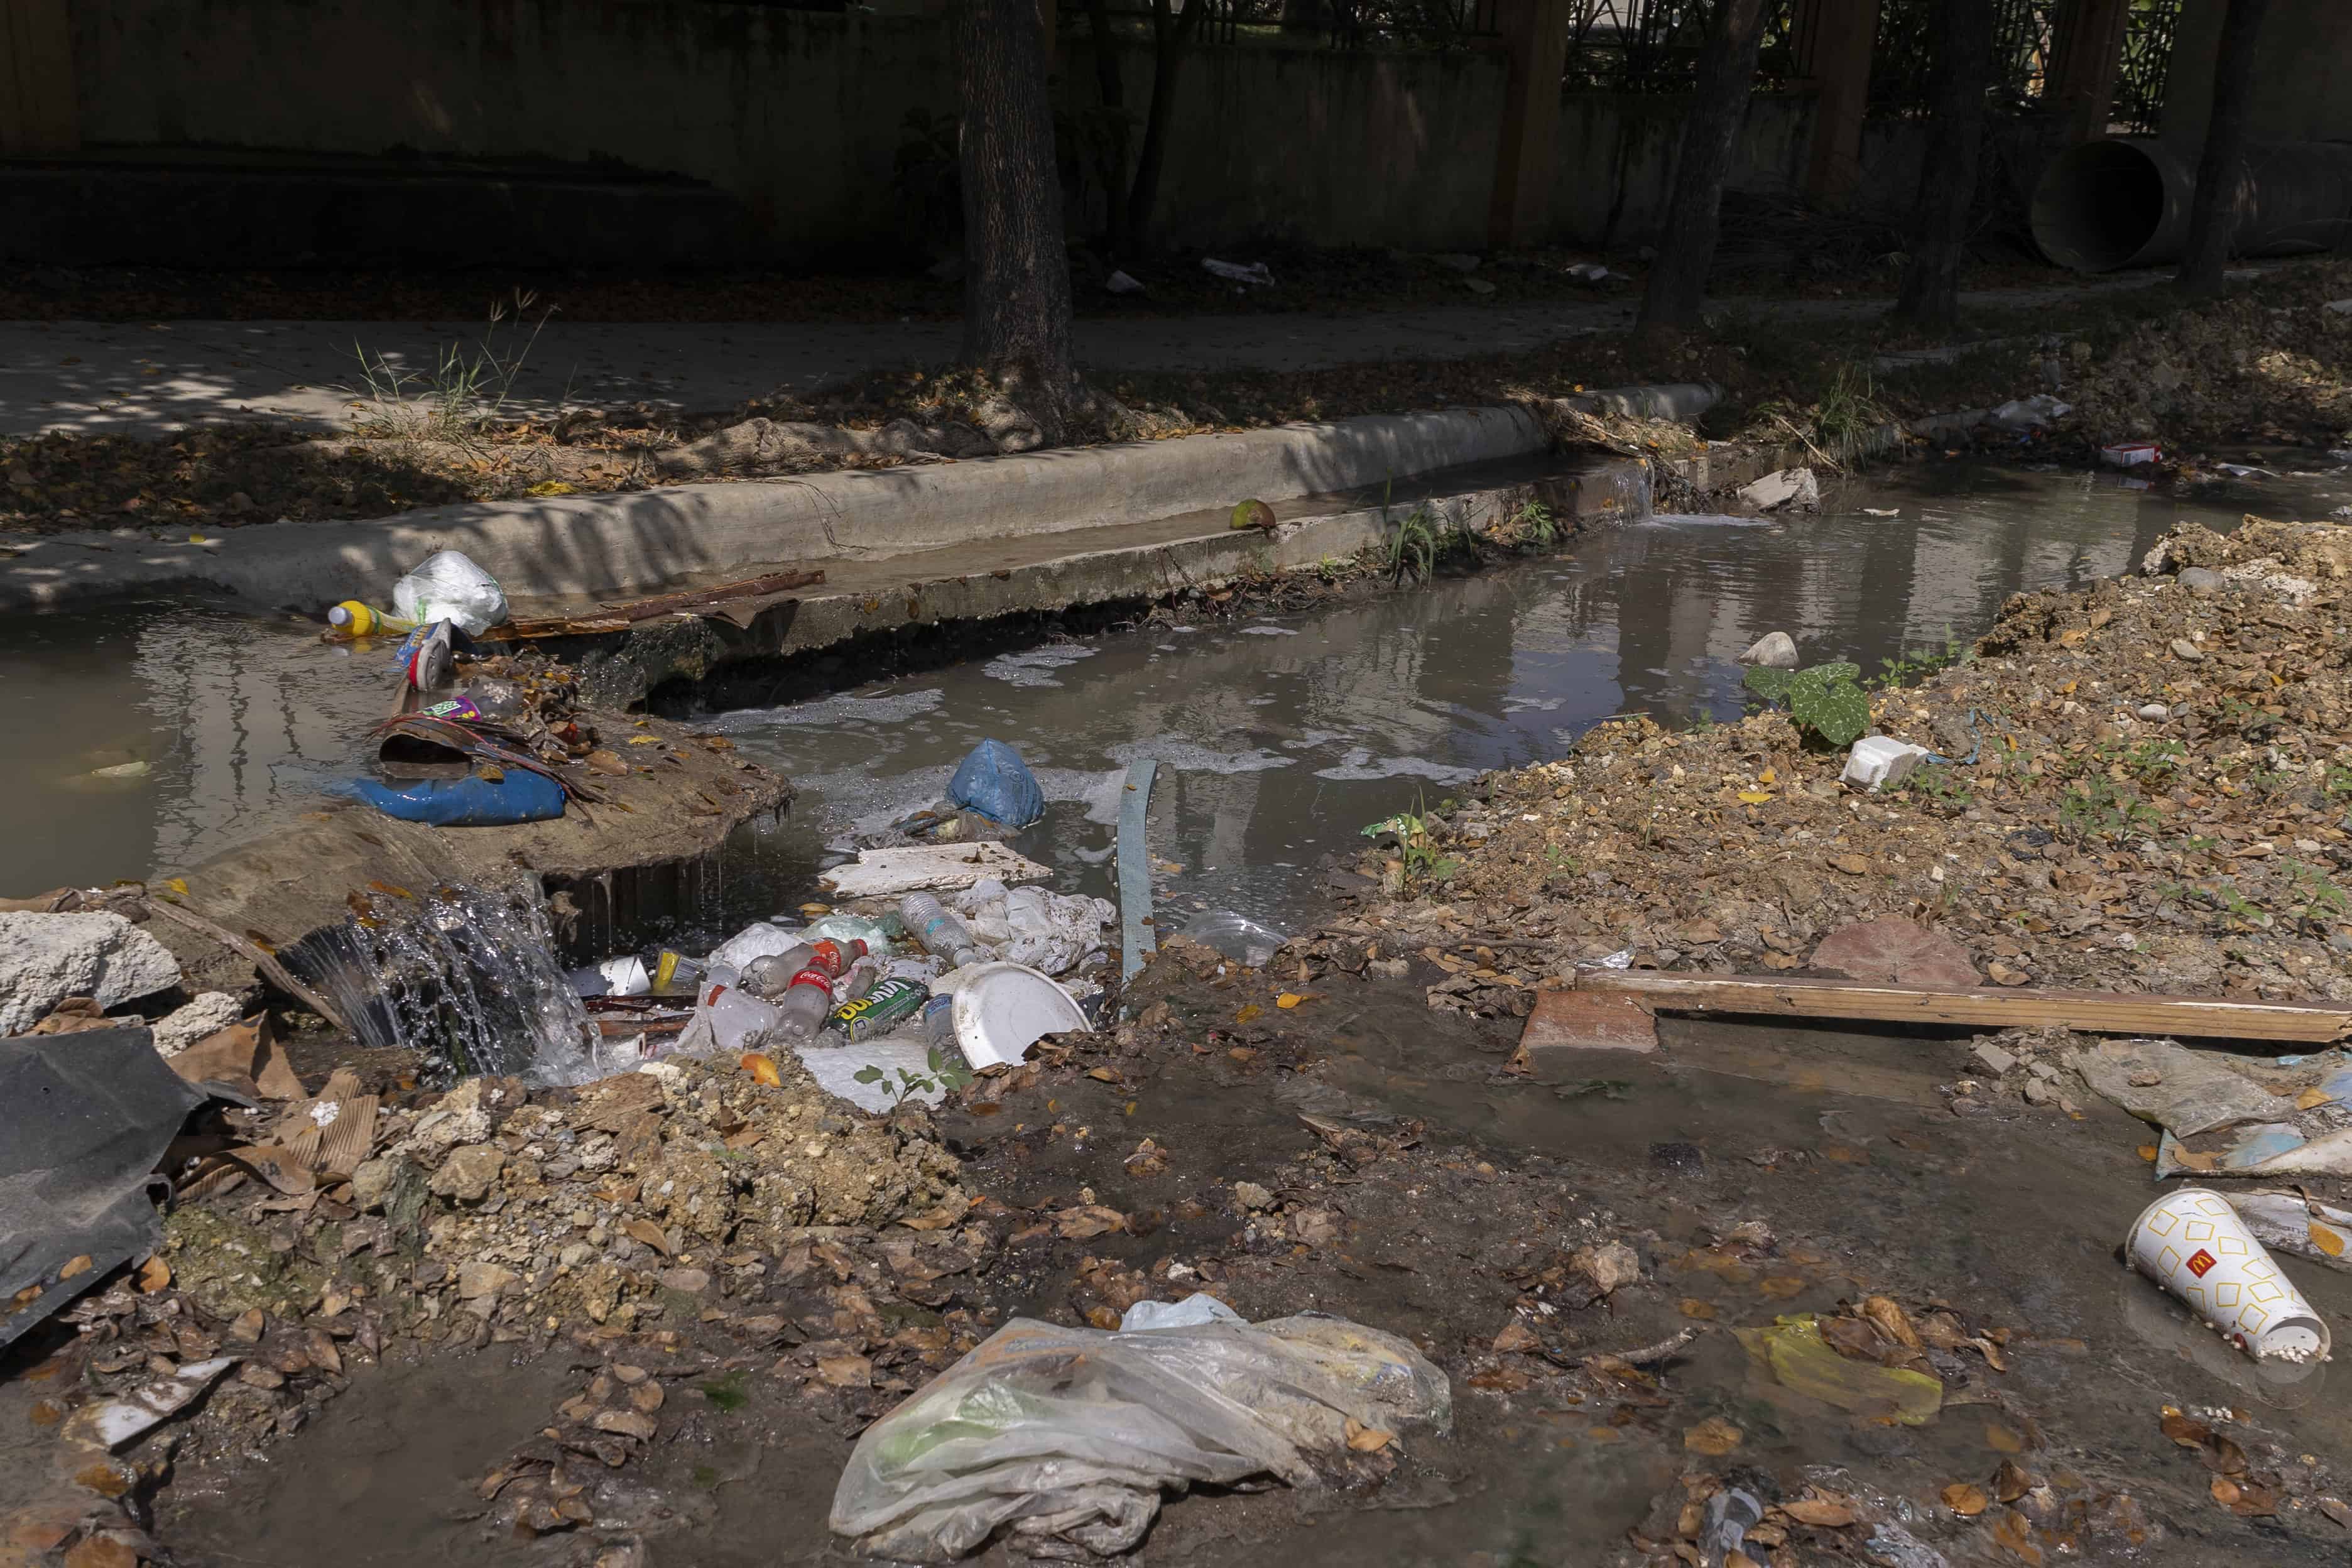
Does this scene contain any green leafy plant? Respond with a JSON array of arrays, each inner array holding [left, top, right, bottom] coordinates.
[[2057, 776, 2161, 842], [699, 1371, 750, 1412], [1898, 762, 1975, 810], [1743, 662, 1872, 748], [1359, 802, 1460, 883], [853, 1046, 975, 1108], [1502, 498, 1559, 548], [1868, 628, 1971, 690]]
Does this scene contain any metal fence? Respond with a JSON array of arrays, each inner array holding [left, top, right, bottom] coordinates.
[[2110, 0, 2181, 134]]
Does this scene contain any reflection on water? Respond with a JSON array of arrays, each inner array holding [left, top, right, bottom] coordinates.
[[0, 463, 2317, 926]]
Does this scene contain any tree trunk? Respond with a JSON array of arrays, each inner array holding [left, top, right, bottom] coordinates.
[[2177, 0, 2271, 297], [1084, 0, 1134, 262], [1635, 0, 1771, 335], [1124, 0, 1206, 254], [954, 0, 1083, 446], [1891, 0, 1994, 330]]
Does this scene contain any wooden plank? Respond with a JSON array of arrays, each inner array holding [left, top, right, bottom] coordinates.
[[1573, 970, 2352, 1045], [482, 569, 825, 641]]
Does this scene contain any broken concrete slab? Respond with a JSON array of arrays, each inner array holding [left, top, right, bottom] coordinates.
[[1735, 467, 1819, 513], [0, 911, 180, 1035], [819, 842, 1051, 900], [1513, 988, 1658, 1067]]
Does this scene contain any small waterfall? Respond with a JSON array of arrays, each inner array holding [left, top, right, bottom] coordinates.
[[291, 880, 596, 1085]]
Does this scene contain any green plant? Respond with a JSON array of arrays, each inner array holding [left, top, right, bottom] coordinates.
[[1812, 361, 1893, 464], [1868, 628, 1971, 690], [2057, 776, 2160, 842], [2285, 859, 2349, 929], [1505, 498, 1559, 548], [343, 289, 557, 444], [2121, 738, 2186, 788], [2326, 764, 2352, 800], [1387, 501, 1441, 583], [1359, 802, 1460, 883], [1898, 763, 1975, 809], [1743, 662, 1871, 748], [853, 1046, 976, 1108]]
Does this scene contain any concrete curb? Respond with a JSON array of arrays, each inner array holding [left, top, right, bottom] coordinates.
[[1, 405, 1552, 614]]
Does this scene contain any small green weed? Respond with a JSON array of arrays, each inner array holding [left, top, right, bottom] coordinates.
[[1898, 763, 1975, 809], [342, 289, 558, 443], [1867, 628, 1971, 690], [852, 1046, 976, 1108], [2057, 777, 2160, 842]]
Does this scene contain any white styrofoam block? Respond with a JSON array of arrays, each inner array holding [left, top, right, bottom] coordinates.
[[1841, 736, 1931, 793]]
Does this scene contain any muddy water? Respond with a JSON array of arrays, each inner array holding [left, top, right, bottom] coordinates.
[[699, 462, 2301, 939], [0, 461, 2331, 923]]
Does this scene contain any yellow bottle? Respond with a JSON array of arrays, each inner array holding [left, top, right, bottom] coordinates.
[[327, 601, 415, 636]]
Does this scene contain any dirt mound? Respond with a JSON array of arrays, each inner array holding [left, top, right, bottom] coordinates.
[[1349, 517, 2352, 1013]]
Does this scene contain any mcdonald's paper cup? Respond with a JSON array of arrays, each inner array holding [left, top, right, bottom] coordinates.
[[2129, 1189, 2330, 1363]]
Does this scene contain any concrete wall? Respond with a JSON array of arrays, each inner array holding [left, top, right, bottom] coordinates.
[[53, 0, 1913, 260], [2164, 0, 2352, 149], [71, 0, 957, 259], [1067, 36, 1505, 253]]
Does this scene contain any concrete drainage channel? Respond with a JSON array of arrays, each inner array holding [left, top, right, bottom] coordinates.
[[0, 389, 1744, 682]]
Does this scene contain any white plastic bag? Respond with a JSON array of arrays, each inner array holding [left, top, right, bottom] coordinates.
[[830, 1312, 1451, 1561], [391, 550, 509, 636]]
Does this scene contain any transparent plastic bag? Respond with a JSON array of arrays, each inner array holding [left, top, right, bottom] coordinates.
[[830, 1312, 1451, 1561], [390, 550, 509, 637], [1177, 910, 1287, 968]]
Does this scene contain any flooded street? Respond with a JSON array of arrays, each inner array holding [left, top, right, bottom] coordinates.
[[13, 455, 2352, 1568], [1, 461, 2320, 933]]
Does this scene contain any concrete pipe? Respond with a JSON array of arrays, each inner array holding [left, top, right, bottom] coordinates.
[[2031, 136, 2352, 273]]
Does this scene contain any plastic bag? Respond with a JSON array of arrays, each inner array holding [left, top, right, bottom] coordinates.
[[391, 550, 509, 637], [830, 1312, 1450, 1561], [1177, 910, 1287, 968], [709, 922, 812, 972], [1120, 1295, 1245, 1332], [946, 739, 1045, 829], [806, 913, 895, 952]]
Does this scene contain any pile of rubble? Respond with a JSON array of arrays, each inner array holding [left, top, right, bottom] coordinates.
[[165, 1051, 970, 1350]]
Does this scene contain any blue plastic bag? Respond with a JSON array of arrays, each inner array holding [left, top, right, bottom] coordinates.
[[347, 769, 567, 827], [947, 739, 1045, 829]]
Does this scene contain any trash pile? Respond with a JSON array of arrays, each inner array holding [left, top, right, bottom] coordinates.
[[1337, 516, 2352, 1018], [564, 741, 1111, 1112]]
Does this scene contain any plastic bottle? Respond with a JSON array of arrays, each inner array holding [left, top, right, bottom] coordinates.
[[327, 601, 415, 637], [808, 938, 868, 979], [740, 945, 817, 999], [771, 967, 839, 1041], [900, 893, 984, 969], [705, 987, 780, 1053], [921, 993, 956, 1052]]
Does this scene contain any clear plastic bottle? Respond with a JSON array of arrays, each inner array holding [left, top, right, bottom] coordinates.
[[771, 967, 839, 1041], [740, 944, 817, 999], [900, 893, 984, 969], [705, 986, 780, 1052], [922, 993, 956, 1052]]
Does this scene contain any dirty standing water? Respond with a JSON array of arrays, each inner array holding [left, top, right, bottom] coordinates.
[[0, 462, 2305, 927]]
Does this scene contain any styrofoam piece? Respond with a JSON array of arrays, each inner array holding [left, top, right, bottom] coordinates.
[[75, 1356, 241, 1449], [1841, 736, 1930, 793], [946, 962, 1092, 1069], [2128, 1188, 2329, 1363], [2101, 441, 2160, 467], [796, 1038, 946, 1113], [819, 842, 1052, 899]]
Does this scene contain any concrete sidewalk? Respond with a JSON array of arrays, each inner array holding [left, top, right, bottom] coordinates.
[[0, 273, 2173, 439]]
